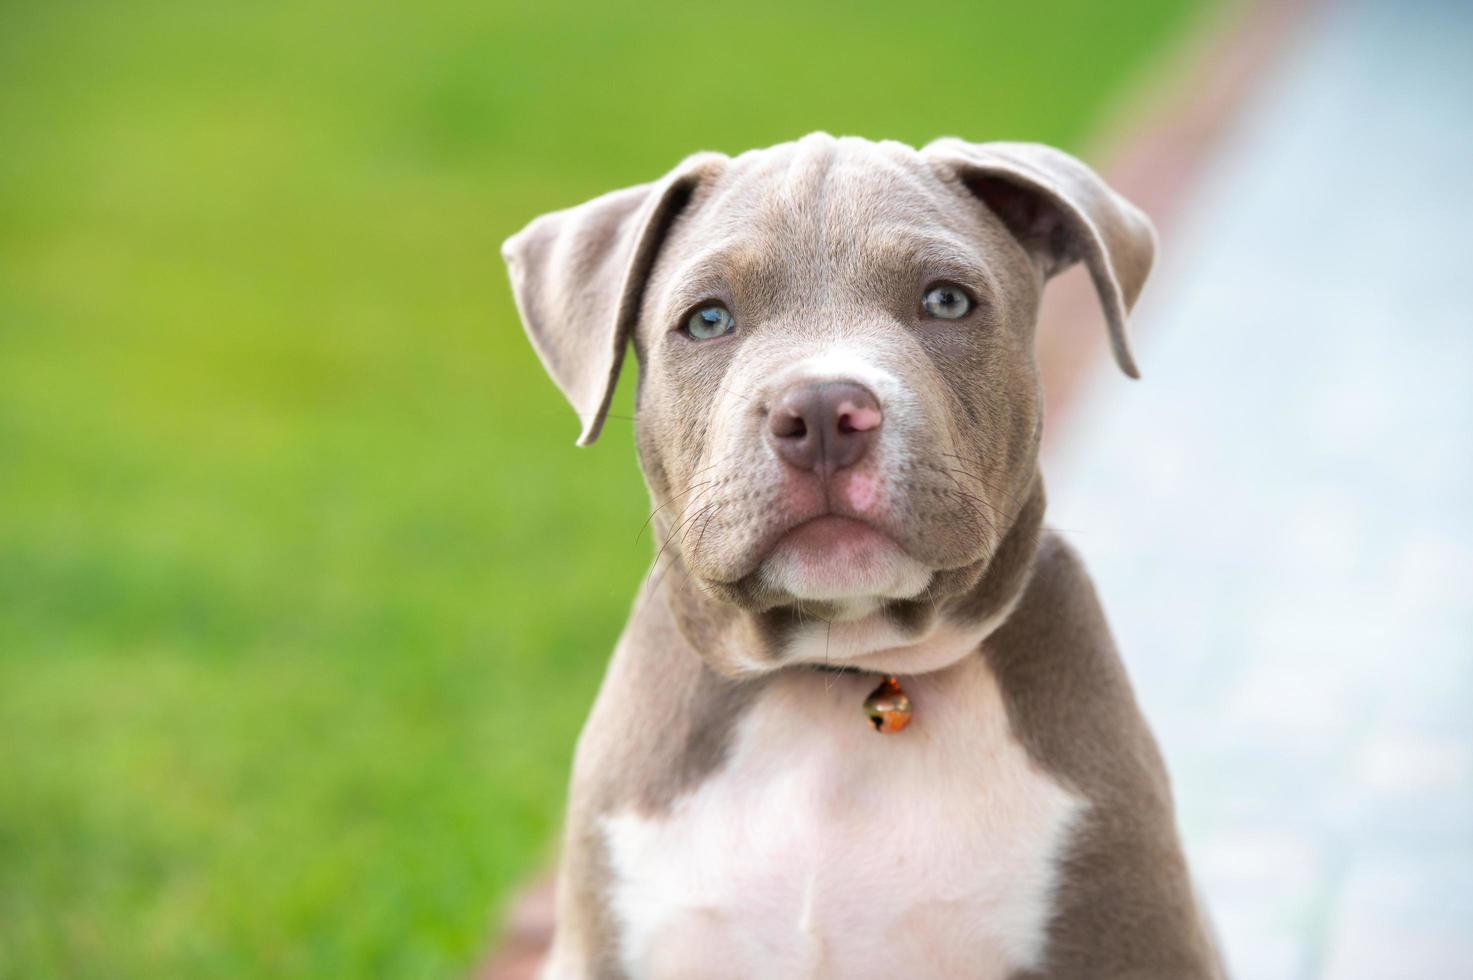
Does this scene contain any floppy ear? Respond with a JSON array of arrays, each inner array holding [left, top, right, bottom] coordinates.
[[922, 139, 1155, 378], [501, 152, 725, 445]]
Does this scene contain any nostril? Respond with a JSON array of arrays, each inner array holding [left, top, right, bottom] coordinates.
[[770, 409, 807, 440], [836, 402, 883, 435]]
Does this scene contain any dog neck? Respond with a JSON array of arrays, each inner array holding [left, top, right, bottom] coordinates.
[[658, 473, 1047, 679]]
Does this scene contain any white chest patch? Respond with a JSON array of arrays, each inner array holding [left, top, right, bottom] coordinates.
[[600, 656, 1086, 980]]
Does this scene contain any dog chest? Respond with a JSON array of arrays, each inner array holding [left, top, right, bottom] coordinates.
[[599, 656, 1085, 979]]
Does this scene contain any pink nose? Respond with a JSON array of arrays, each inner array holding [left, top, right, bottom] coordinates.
[[766, 381, 883, 474]]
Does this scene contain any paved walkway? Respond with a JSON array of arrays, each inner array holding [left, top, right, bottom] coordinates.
[[1048, 0, 1473, 976]]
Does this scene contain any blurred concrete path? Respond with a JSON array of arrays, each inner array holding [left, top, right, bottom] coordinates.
[[1048, 0, 1473, 977]]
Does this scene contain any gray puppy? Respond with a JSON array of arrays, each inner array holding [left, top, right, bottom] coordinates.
[[503, 133, 1223, 980]]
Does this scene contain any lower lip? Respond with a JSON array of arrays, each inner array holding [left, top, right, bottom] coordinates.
[[778, 515, 895, 556]]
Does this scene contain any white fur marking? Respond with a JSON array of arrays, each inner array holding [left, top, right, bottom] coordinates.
[[601, 657, 1085, 979], [756, 541, 933, 605], [786, 347, 904, 400]]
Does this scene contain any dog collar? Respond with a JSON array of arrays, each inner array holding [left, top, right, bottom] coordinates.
[[810, 666, 914, 734]]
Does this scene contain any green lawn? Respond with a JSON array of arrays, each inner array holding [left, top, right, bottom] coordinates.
[[0, 1, 1208, 976]]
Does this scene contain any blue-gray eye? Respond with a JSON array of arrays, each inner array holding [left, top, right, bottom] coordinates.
[[685, 304, 734, 339], [921, 284, 972, 320]]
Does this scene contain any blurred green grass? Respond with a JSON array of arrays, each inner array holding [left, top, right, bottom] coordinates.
[[0, 0, 1208, 976]]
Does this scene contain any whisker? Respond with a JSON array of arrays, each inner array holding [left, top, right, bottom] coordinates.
[[636, 479, 716, 544], [694, 503, 723, 555], [648, 498, 722, 594], [940, 487, 1002, 539], [937, 455, 1029, 504]]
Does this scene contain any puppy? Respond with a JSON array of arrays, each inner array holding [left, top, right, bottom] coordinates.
[[503, 133, 1223, 979]]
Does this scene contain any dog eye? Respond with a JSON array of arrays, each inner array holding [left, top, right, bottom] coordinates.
[[921, 284, 972, 320], [685, 304, 735, 340]]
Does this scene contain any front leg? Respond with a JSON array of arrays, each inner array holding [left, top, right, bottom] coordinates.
[[987, 534, 1224, 979]]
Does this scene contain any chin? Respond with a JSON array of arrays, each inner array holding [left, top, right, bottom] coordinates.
[[756, 515, 934, 606]]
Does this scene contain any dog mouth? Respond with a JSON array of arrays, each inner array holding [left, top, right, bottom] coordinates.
[[755, 512, 932, 603], [771, 514, 900, 558], [684, 457, 1004, 605]]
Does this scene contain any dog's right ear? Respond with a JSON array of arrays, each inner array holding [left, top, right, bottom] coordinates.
[[502, 153, 726, 446]]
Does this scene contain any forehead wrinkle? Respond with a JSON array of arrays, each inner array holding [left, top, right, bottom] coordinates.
[[856, 226, 1001, 298], [777, 134, 839, 216], [657, 241, 768, 316], [657, 139, 1003, 325], [820, 149, 961, 280]]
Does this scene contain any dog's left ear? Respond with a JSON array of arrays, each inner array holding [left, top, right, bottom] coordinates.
[[502, 152, 726, 445], [922, 139, 1155, 378]]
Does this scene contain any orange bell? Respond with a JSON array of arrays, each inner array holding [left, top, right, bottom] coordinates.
[[863, 675, 913, 734]]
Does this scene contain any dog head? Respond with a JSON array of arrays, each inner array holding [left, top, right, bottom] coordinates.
[[504, 134, 1152, 659]]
